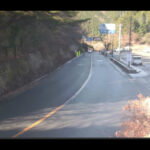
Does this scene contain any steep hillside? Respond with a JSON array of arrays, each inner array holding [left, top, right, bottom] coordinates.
[[0, 11, 88, 97], [1, 11, 150, 98]]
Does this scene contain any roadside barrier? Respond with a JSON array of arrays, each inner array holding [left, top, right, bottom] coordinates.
[[110, 57, 137, 74]]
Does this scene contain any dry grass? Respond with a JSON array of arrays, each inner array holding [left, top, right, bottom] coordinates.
[[132, 44, 150, 51], [115, 94, 150, 138], [131, 44, 150, 58]]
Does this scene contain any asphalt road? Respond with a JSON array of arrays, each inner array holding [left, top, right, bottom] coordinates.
[[0, 51, 150, 138], [132, 51, 150, 74]]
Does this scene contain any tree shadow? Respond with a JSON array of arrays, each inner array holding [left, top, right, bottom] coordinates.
[[19, 125, 120, 138], [0, 99, 126, 138]]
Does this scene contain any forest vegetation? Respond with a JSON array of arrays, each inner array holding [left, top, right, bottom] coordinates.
[[0, 11, 150, 97]]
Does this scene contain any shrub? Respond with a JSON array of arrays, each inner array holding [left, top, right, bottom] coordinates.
[[143, 32, 150, 45]]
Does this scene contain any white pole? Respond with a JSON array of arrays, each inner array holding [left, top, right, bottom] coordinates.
[[118, 24, 121, 50], [118, 24, 122, 60]]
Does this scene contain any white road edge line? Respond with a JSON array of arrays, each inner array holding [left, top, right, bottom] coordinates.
[[58, 53, 84, 69], [12, 52, 92, 138], [64, 53, 92, 105]]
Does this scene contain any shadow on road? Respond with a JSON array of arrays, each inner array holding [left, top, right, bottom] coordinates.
[[0, 100, 129, 138]]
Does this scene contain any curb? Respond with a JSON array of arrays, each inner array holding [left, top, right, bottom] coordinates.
[[110, 57, 137, 74]]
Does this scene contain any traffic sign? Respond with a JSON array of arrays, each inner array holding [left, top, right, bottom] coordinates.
[[93, 37, 102, 41], [100, 24, 116, 34], [86, 37, 93, 41]]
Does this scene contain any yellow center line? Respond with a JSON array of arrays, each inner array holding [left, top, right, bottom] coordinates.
[[12, 104, 64, 138], [12, 53, 92, 138]]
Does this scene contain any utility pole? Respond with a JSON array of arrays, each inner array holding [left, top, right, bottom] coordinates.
[[92, 16, 94, 45], [118, 24, 122, 50], [128, 16, 132, 67], [118, 24, 122, 60], [112, 34, 114, 57], [129, 16, 132, 51]]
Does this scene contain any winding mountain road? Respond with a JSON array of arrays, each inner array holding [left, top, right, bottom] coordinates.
[[0, 51, 150, 138]]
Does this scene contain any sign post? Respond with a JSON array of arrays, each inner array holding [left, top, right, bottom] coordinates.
[[118, 24, 122, 60], [100, 24, 116, 54], [100, 24, 116, 34]]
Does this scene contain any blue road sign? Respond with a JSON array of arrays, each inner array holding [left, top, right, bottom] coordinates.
[[100, 24, 116, 34], [86, 37, 93, 41], [93, 37, 102, 41]]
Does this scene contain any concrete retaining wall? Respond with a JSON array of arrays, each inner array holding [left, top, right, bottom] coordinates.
[[110, 57, 137, 74]]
